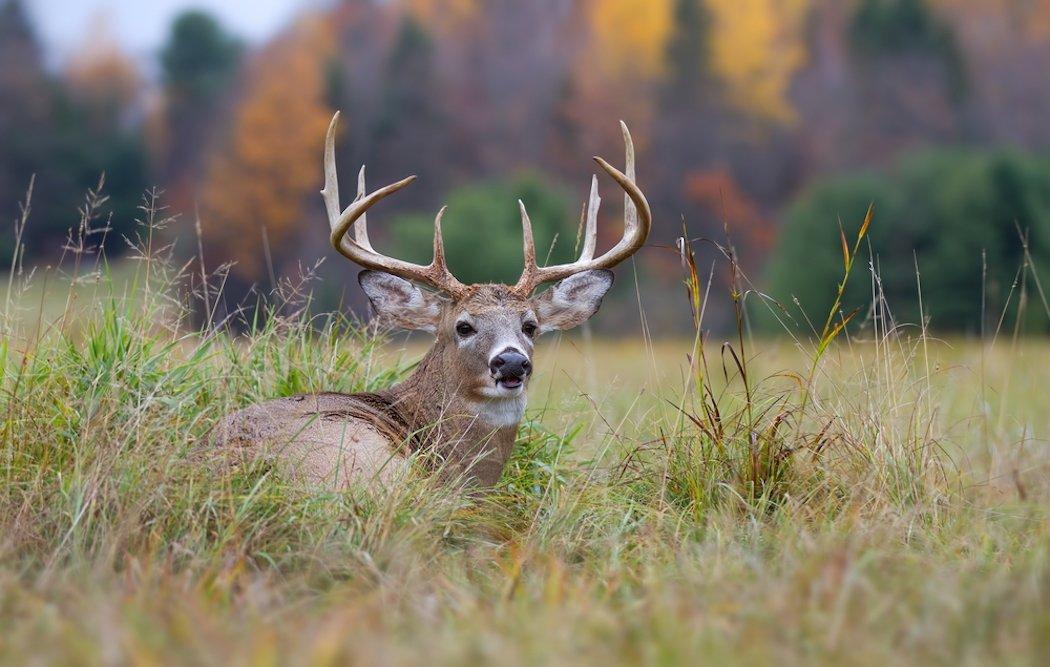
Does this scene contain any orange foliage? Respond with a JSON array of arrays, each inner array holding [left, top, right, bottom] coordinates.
[[683, 169, 773, 261], [201, 16, 334, 280]]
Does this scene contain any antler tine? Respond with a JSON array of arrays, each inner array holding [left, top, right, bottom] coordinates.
[[513, 200, 538, 291], [354, 166, 374, 252], [620, 120, 638, 238], [431, 206, 449, 270], [322, 112, 466, 295], [580, 174, 600, 262], [320, 112, 344, 228], [511, 121, 651, 295]]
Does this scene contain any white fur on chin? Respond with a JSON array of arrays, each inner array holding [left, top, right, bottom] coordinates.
[[470, 386, 527, 427]]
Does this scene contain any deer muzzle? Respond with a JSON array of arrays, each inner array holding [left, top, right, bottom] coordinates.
[[489, 349, 532, 389]]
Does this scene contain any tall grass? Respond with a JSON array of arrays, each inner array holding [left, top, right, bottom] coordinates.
[[0, 189, 1048, 665]]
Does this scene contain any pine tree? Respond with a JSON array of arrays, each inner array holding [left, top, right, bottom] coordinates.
[[161, 11, 242, 105], [663, 0, 717, 108], [370, 17, 449, 203], [653, 0, 728, 184], [1, 1, 148, 260], [0, 0, 52, 258], [60, 28, 151, 249], [850, 0, 967, 99], [159, 11, 242, 209]]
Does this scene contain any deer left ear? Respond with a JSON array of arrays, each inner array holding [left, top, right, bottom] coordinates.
[[359, 270, 442, 332], [533, 269, 614, 332]]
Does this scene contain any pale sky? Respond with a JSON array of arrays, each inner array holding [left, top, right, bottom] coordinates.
[[27, 0, 313, 65]]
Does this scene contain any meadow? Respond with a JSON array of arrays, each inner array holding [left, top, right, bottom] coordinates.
[[1, 227, 1048, 666]]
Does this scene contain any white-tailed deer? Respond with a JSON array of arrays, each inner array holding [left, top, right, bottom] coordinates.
[[210, 112, 651, 488]]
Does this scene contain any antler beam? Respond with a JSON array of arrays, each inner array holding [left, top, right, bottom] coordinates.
[[512, 121, 651, 295], [321, 112, 649, 298], [321, 112, 467, 296]]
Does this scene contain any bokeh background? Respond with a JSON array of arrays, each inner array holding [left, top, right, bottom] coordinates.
[[4, 0, 1050, 334]]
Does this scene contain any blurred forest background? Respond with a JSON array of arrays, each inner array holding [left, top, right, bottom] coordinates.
[[3, 0, 1050, 334]]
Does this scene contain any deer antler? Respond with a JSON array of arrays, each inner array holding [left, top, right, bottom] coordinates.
[[512, 121, 651, 296], [321, 112, 468, 296]]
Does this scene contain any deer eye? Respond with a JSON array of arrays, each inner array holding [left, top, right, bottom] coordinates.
[[521, 322, 538, 337], [455, 321, 476, 337]]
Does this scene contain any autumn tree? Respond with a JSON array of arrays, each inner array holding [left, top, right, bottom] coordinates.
[[683, 170, 774, 269], [159, 11, 242, 209], [60, 26, 151, 247], [0, 2, 148, 259], [587, 0, 673, 81], [705, 0, 809, 123], [553, 0, 671, 171], [0, 0, 53, 258], [200, 16, 334, 285], [65, 22, 143, 123]]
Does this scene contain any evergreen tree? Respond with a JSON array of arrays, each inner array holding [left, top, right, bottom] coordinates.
[[391, 174, 571, 286], [59, 32, 150, 254], [161, 11, 242, 105], [0, 0, 54, 258], [0, 0, 40, 78], [651, 0, 732, 250], [850, 0, 967, 100], [765, 149, 1050, 333], [371, 17, 449, 204], [662, 0, 716, 108], [159, 11, 242, 200], [0, 0, 150, 261]]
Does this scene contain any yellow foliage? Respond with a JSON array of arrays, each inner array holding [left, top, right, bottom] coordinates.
[[706, 0, 809, 123], [202, 16, 334, 279], [585, 0, 674, 80], [578, 0, 808, 123]]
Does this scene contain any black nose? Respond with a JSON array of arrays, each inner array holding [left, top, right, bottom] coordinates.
[[490, 350, 532, 379]]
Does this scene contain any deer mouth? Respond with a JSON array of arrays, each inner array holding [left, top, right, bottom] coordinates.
[[489, 349, 531, 392], [496, 376, 524, 390]]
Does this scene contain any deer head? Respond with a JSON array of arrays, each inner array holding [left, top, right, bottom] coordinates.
[[320, 112, 650, 406]]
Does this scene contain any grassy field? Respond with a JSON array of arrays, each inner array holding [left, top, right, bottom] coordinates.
[[1, 250, 1049, 666]]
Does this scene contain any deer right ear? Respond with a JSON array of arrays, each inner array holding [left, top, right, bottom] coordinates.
[[534, 269, 614, 332], [358, 271, 442, 332]]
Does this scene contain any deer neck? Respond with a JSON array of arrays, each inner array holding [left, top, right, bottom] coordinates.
[[382, 342, 525, 484]]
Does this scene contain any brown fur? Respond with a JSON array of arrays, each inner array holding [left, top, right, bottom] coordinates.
[[209, 284, 546, 488], [241, 113, 642, 489]]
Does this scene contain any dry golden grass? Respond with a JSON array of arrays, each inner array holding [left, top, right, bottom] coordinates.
[[1, 217, 1048, 665]]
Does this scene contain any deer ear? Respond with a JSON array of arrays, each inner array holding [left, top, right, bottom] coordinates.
[[534, 270, 614, 332], [359, 271, 442, 332]]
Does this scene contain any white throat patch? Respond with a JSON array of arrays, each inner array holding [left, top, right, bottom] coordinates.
[[472, 395, 526, 428]]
